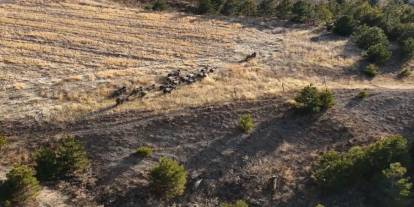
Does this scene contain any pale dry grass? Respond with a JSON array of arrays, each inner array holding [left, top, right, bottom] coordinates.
[[1, 0, 412, 123]]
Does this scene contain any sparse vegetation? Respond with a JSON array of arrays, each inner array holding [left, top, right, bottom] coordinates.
[[294, 85, 335, 113], [0, 165, 41, 206], [363, 64, 379, 78], [136, 146, 153, 157], [34, 136, 89, 181], [221, 200, 249, 207], [149, 157, 187, 199], [239, 114, 254, 133]]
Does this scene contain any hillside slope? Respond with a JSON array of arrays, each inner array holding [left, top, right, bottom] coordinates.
[[0, 0, 413, 206]]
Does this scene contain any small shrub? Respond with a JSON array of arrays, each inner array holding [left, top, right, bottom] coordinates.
[[356, 90, 368, 99], [136, 146, 153, 157], [294, 85, 335, 113], [363, 64, 379, 78], [152, 0, 168, 11], [315, 204, 325, 207], [398, 68, 411, 79], [239, 0, 257, 16], [376, 162, 412, 207], [401, 37, 414, 58], [365, 43, 391, 65], [0, 134, 7, 151], [319, 89, 335, 110], [56, 136, 89, 177], [0, 165, 41, 206], [221, 200, 249, 207], [239, 114, 254, 133], [149, 157, 187, 199], [333, 15, 355, 36], [34, 136, 89, 181], [352, 26, 389, 50], [291, 1, 314, 23]]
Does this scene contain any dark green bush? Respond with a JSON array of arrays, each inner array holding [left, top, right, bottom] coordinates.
[[401, 37, 414, 58], [363, 64, 379, 77], [56, 136, 89, 177], [221, 0, 240, 15], [34, 147, 59, 181], [239, 0, 257, 16], [319, 89, 335, 110], [136, 146, 153, 157], [0, 165, 41, 206], [275, 0, 292, 19], [291, 1, 314, 23], [34, 136, 89, 181], [352, 26, 389, 50], [313, 135, 409, 190], [221, 200, 249, 207], [294, 85, 335, 113], [365, 43, 391, 65], [149, 157, 187, 199], [376, 162, 412, 207], [152, 0, 168, 11], [333, 15, 355, 36], [239, 114, 254, 133]]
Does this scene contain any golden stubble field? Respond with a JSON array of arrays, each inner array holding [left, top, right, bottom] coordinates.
[[0, 0, 412, 124]]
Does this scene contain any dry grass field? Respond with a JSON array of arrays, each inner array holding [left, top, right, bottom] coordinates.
[[0, 0, 414, 206], [1, 0, 412, 124]]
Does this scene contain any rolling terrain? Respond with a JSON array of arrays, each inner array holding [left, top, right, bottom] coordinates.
[[0, 0, 413, 206]]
